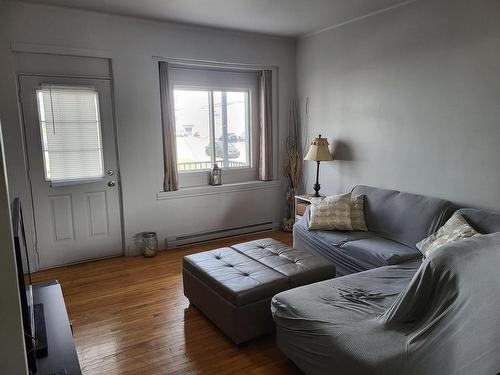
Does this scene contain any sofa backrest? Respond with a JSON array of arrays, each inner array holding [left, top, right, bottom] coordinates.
[[351, 185, 456, 247], [455, 208, 500, 234]]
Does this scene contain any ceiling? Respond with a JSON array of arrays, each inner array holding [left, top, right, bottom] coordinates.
[[16, 0, 412, 37]]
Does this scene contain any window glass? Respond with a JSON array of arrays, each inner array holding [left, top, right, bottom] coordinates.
[[174, 89, 250, 172], [36, 86, 104, 182], [213, 91, 224, 167], [226, 91, 249, 167], [173, 90, 212, 171]]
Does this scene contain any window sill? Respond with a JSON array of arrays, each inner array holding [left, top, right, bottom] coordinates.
[[157, 180, 281, 200], [178, 166, 251, 174]]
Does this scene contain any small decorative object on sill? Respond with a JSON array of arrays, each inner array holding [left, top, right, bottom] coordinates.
[[142, 232, 159, 257], [209, 163, 222, 186]]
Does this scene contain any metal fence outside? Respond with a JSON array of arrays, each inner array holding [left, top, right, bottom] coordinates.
[[178, 161, 248, 171]]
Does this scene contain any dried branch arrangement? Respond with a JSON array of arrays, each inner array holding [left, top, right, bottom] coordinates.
[[282, 99, 303, 232]]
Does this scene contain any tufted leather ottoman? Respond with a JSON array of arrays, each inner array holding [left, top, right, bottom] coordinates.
[[183, 238, 335, 344]]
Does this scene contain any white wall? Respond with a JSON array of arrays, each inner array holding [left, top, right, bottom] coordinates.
[[298, 0, 500, 209], [0, 1, 296, 262], [0, 123, 28, 375]]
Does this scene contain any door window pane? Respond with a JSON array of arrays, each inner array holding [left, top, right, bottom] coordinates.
[[173, 90, 212, 171], [36, 86, 104, 182], [174, 89, 250, 172]]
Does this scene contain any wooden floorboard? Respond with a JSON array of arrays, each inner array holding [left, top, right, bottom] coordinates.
[[32, 230, 302, 375]]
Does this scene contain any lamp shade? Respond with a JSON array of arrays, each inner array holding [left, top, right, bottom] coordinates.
[[304, 135, 333, 161]]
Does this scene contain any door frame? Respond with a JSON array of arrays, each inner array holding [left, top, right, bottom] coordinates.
[[17, 71, 125, 271]]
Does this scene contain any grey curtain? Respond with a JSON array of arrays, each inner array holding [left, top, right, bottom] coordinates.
[[159, 61, 179, 191], [258, 70, 273, 181]]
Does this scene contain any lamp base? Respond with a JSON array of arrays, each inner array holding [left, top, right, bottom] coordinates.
[[312, 183, 321, 197]]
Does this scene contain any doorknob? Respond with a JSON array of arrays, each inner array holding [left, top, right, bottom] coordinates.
[[108, 180, 116, 187]]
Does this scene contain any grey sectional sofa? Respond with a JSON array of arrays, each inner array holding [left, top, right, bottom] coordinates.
[[293, 185, 457, 276], [274, 185, 500, 375]]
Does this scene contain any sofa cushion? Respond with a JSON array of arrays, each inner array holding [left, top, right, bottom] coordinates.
[[231, 238, 335, 288], [455, 208, 500, 234], [303, 205, 373, 245], [183, 247, 288, 306], [308, 193, 353, 231], [350, 194, 368, 231], [339, 237, 420, 269], [351, 185, 456, 247], [294, 210, 420, 276], [416, 212, 479, 257], [315, 229, 373, 246]]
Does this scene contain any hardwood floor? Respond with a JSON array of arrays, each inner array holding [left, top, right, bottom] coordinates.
[[32, 230, 302, 375]]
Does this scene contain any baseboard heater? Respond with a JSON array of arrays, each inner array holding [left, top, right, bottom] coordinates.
[[167, 221, 278, 248]]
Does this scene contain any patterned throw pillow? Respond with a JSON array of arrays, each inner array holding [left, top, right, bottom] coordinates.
[[308, 193, 353, 231], [416, 213, 480, 258], [350, 194, 368, 232]]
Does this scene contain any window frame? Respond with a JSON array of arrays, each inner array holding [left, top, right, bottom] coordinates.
[[169, 68, 260, 188], [173, 85, 253, 173]]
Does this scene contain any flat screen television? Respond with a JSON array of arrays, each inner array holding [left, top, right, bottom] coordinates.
[[12, 197, 37, 373]]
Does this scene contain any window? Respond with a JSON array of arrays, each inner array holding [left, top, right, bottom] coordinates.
[[174, 89, 250, 172], [36, 85, 104, 183], [168, 66, 260, 187]]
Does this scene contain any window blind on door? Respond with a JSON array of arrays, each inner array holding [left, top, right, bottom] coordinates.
[[36, 85, 105, 183]]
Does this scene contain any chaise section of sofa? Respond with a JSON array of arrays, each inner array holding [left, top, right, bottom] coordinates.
[[272, 231, 500, 375], [277, 198, 500, 375], [293, 185, 456, 276], [271, 259, 422, 375]]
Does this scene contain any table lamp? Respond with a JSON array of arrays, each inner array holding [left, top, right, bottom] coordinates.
[[304, 134, 333, 197]]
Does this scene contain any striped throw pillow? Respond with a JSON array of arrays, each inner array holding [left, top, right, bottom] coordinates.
[[416, 213, 480, 258], [308, 193, 353, 231], [350, 194, 368, 231]]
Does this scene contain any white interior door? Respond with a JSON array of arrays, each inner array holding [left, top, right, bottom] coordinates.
[[19, 75, 123, 269]]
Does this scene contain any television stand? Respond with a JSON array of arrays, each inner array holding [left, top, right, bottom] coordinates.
[[33, 281, 81, 375], [34, 303, 48, 357]]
